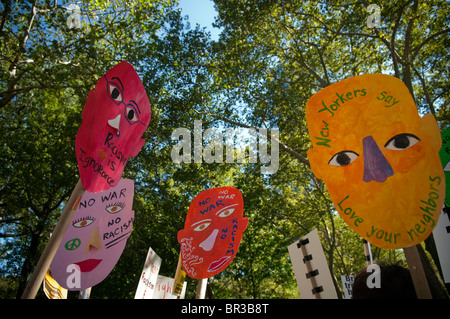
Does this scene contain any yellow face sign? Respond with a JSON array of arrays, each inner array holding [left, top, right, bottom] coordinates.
[[306, 74, 445, 249]]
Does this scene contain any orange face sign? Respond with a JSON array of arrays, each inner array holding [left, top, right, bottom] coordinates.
[[177, 187, 248, 279], [306, 74, 445, 249]]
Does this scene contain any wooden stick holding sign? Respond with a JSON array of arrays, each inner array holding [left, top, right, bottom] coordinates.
[[172, 252, 187, 299], [195, 278, 208, 299], [21, 179, 85, 299], [297, 237, 321, 299], [78, 287, 92, 299], [403, 245, 433, 299], [362, 239, 373, 265]]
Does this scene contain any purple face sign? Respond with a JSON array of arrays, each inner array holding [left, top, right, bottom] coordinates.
[[50, 179, 135, 290]]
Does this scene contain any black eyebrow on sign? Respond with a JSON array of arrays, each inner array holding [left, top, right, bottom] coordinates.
[[112, 77, 124, 91], [130, 99, 141, 114]]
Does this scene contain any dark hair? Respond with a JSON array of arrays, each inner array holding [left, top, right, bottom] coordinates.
[[352, 263, 417, 299]]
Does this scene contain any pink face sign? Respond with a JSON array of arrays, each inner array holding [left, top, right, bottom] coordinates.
[[177, 187, 248, 279], [50, 179, 135, 290], [75, 61, 151, 193]]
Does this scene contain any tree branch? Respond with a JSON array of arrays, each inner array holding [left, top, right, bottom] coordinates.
[[413, 65, 435, 116], [0, 232, 24, 238], [411, 28, 450, 61], [280, 23, 329, 87], [390, 0, 414, 77], [194, 109, 311, 167], [0, 0, 11, 42], [401, 0, 419, 97], [21, 1, 38, 51]]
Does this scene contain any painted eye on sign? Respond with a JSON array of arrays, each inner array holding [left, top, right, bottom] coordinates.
[[50, 179, 135, 290], [177, 187, 249, 279], [75, 61, 151, 193], [306, 74, 445, 249]]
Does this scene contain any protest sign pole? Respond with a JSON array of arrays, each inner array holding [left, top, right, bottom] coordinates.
[[298, 237, 321, 299], [362, 239, 373, 265], [195, 278, 208, 299], [21, 179, 85, 299], [173, 252, 182, 288], [172, 252, 187, 299], [78, 287, 91, 299], [403, 245, 432, 299]]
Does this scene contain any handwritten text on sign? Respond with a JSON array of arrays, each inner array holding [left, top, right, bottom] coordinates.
[[135, 247, 162, 299]]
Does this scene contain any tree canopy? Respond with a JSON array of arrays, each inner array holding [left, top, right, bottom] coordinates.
[[0, 0, 448, 299]]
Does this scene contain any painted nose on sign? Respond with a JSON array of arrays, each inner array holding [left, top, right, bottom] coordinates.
[[199, 229, 219, 251], [85, 227, 102, 252], [362, 136, 394, 183]]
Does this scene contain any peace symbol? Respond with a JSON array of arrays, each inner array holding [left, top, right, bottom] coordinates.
[[65, 238, 81, 251]]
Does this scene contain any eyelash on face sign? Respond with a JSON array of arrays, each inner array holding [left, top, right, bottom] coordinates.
[[328, 133, 421, 167], [384, 133, 420, 150], [328, 151, 359, 166], [106, 202, 125, 213], [191, 204, 238, 232], [72, 216, 96, 228], [193, 221, 211, 232], [215, 204, 238, 217]]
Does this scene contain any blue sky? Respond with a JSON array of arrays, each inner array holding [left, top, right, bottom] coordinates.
[[177, 0, 221, 40]]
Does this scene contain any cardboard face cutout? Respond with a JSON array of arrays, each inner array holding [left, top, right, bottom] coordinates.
[[177, 187, 248, 279], [439, 126, 450, 206], [75, 61, 151, 193], [306, 74, 445, 249], [50, 179, 135, 290]]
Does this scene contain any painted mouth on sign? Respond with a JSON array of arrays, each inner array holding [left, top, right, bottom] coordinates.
[[75, 259, 102, 272], [207, 256, 231, 272]]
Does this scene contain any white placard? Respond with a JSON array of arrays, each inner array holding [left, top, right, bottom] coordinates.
[[288, 229, 338, 299], [432, 206, 450, 283], [154, 275, 187, 299], [135, 247, 162, 299], [341, 275, 354, 299]]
